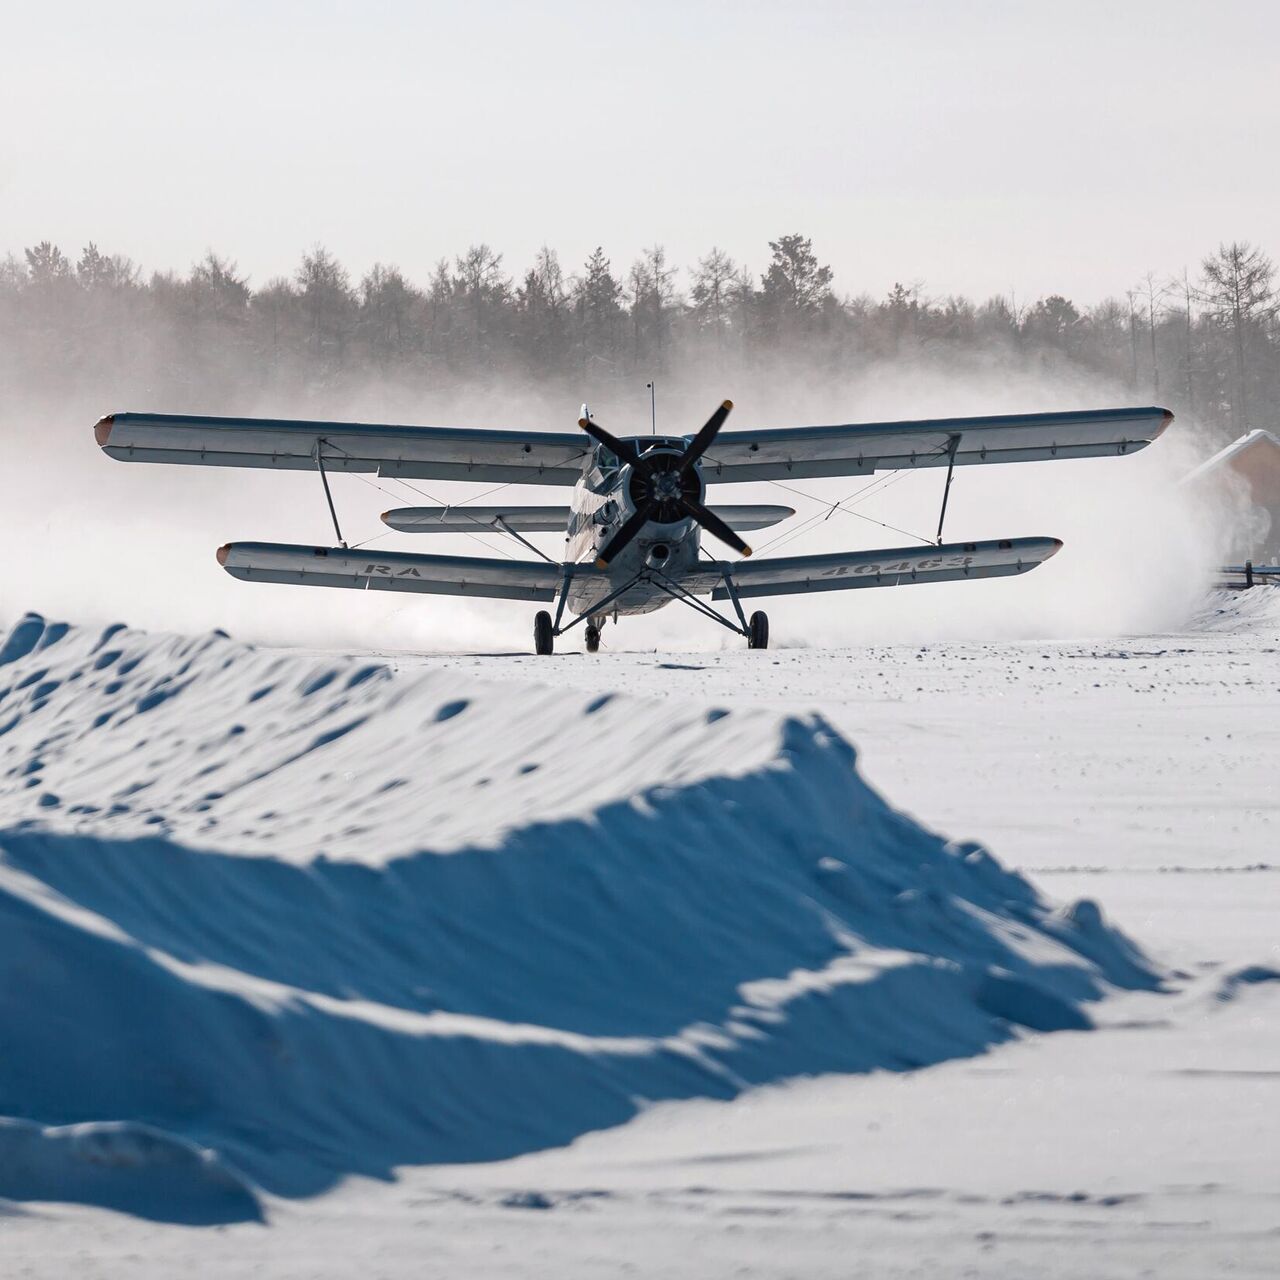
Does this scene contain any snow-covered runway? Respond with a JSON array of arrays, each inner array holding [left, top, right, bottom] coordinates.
[[0, 593, 1275, 1277]]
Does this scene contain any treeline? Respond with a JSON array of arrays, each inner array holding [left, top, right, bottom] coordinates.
[[2, 234, 1277, 443]]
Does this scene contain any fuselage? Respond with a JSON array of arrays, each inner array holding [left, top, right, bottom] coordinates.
[[566, 436, 704, 618]]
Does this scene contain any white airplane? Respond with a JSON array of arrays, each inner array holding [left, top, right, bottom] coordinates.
[[94, 401, 1171, 653]]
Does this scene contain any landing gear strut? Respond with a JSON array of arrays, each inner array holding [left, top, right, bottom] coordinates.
[[536, 569, 766, 654], [534, 610, 554, 656]]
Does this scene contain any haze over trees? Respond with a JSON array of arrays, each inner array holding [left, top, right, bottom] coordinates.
[[1, 234, 1276, 444]]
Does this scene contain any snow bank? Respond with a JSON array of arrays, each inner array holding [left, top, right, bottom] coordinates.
[[1189, 586, 1280, 634], [0, 1119, 261, 1225], [0, 614, 1160, 1219]]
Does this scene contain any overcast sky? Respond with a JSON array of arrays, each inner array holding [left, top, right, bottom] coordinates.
[[4, 0, 1277, 304]]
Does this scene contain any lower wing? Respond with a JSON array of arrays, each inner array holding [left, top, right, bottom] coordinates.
[[216, 542, 601, 602], [380, 503, 795, 534], [678, 537, 1062, 599]]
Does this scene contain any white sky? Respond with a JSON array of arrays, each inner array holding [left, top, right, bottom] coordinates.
[[3, 0, 1278, 304]]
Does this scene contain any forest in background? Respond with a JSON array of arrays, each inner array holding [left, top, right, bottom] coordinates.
[[2, 233, 1276, 446]]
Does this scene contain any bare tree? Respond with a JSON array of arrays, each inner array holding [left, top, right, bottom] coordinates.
[[1135, 271, 1170, 396], [452, 245, 510, 372], [359, 264, 421, 367], [687, 248, 746, 368], [296, 246, 355, 373], [514, 246, 570, 374], [688, 248, 738, 332], [1174, 267, 1196, 413], [1197, 241, 1278, 430]]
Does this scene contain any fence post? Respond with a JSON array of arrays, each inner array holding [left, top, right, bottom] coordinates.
[[1246, 560, 1254, 588]]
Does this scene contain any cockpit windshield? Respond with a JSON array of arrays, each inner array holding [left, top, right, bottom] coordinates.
[[592, 437, 690, 481]]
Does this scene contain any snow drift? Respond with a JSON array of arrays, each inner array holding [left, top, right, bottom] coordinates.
[[1190, 584, 1280, 634], [0, 614, 1160, 1222]]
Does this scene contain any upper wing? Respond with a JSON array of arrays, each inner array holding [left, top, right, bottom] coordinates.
[[96, 412, 589, 486], [217, 542, 600, 602], [677, 537, 1062, 600], [699, 407, 1171, 483]]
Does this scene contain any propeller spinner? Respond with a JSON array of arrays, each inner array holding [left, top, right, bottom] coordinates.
[[578, 400, 751, 569]]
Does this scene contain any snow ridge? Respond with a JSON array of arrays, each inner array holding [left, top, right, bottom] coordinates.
[[0, 614, 1159, 1221]]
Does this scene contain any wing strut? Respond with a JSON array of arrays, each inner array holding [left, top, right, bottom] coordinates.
[[553, 569, 648, 636], [935, 434, 961, 545], [552, 564, 574, 632], [313, 439, 348, 548], [719, 568, 750, 633], [494, 515, 558, 565], [644, 567, 751, 638]]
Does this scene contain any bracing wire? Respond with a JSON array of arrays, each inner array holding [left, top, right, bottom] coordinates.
[[753, 471, 934, 556], [318, 435, 589, 561], [746, 439, 954, 557], [330, 468, 522, 560]]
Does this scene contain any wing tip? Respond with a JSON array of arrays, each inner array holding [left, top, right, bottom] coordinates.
[[1158, 407, 1175, 436], [94, 414, 115, 447], [216, 543, 230, 567]]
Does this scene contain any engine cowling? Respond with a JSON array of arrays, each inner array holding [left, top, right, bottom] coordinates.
[[622, 448, 704, 526]]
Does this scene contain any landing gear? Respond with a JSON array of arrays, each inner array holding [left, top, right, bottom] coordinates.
[[748, 610, 769, 650], [534, 610, 554, 656], [584, 621, 601, 653]]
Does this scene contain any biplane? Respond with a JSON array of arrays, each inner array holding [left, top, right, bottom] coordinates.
[[94, 401, 1171, 653]]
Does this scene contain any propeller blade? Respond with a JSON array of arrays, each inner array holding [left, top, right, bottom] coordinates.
[[578, 417, 644, 469], [678, 399, 733, 473], [594, 500, 656, 569], [679, 497, 753, 557]]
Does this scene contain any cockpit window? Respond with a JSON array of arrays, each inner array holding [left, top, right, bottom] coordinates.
[[593, 438, 686, 473]]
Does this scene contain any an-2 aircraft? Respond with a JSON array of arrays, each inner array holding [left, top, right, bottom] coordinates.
[[94, 401, 1171, 653]]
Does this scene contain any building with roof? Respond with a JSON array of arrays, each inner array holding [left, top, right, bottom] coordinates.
[[1183, 429, 1280, 564]]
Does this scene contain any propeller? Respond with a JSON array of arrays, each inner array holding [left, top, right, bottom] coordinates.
[[579, 400, 751, 569]]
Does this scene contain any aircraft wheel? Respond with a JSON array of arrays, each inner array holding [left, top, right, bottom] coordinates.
[[534, 610, 554, 656], [585, 623, 601, 654], [747, 611, 769, 650]]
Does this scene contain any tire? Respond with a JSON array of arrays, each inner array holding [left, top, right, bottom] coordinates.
[[534, 611, 554, 656], [747, 610, 769, 650], [585, 624, 600, 654]]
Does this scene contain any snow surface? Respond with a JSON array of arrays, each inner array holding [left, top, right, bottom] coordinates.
[[1, 594, 1277, 1277]]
